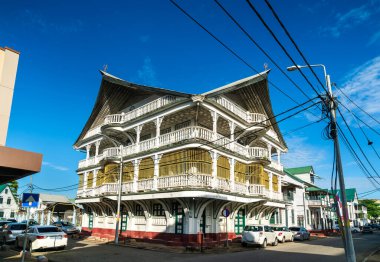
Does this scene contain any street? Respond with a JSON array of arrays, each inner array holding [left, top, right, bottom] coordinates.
[[2, 232, 378, 262]]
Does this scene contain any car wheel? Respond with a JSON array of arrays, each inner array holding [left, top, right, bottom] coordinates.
[[58, 245, 66, 250], [261, 239, 267, 248], [241, 242, 247, 247], [282, 237, 286, 243], [28, 241, 33, 253], [272, 238, 278, 246], [15, 238, 19, 249], [301, 235, 304, 241]]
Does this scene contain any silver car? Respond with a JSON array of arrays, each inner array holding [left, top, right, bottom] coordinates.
[[0, 223, 27, 244], [51, 221, 79, 235], [289, 226, 310, 241]]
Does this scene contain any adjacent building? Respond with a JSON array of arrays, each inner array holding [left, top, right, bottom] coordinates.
[[0, 46, 42, 184], [74, 70, 288, 245], [0, 184, 19, 219]]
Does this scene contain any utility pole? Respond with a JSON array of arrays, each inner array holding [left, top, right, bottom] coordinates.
[[115, 145, 123, 244], [327, 74, 356, 262]]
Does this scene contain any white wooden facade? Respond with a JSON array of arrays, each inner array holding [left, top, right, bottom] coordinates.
[[74, 70, 290, 245], [0, 185, 19, 219]]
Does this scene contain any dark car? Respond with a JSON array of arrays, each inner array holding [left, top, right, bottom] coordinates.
[[289, 227, 310, 241], [362, 226, 373, 234], [20, 220, 39, 226], [52, 221, 79, 235]]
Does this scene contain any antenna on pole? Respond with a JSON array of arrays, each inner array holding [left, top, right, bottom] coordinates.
[[103, 64, 108, 72], [263, 63, 268, 70]]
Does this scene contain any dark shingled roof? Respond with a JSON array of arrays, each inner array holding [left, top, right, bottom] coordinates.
[[74, 70, 287, 149]]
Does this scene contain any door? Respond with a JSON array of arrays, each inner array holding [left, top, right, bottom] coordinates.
[[173, 203, 183, 234], [234, 209, 246, 234], [200, 211, 206, 234], [88, 212, 93, 230], [121, 212, 128, 232]]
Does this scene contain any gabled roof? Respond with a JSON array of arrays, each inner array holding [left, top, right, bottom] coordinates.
[[0, 184, 7, 194], [74, 70, 287, 149], [285, 166, 314, 175], [328, 188, 358, 202]]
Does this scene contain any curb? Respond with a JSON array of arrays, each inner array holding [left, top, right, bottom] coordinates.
[[363, 247, 380, 262]]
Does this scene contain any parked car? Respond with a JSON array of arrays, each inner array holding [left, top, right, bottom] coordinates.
[[0, 223, 27, 244], [362, 226, 374, 234], [15, 226, 67, 251], [0, 221, 12, 230], [289, 227, 310, 241], [273, 226, 294, 243], [20, 220, 39, 226], [241, 225, 278, 248], [52, 221, 79, 235], [351, 227, 361, 233], [6, 219, 17, 223]]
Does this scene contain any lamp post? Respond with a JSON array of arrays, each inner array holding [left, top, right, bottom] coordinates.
[[287, 64, 356, 262], [101, 134, 124, 245]]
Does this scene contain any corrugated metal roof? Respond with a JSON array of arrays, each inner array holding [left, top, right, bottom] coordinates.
[[284, 166, 314, 175]]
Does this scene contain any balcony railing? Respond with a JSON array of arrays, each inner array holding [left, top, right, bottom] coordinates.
[[307, 199, 329, 207], [104, 95, 182, 125], [79, 126, 269, 169], [214, 96, 267, 124], [77, 174, 273, 199]]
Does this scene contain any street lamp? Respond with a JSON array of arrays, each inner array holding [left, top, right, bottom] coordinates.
[[287, 64, 356, 262], [101, 133, 124, 245]]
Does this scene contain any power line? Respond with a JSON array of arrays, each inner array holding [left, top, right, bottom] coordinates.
[[35, 99, 321, 192], [245, 0, 322, 99], [263, 0, 329, 95], [337, 107, 380, 179], [336, 84, 380, 126]]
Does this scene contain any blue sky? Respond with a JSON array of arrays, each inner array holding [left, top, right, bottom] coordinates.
[[1, 0, 380, 199]]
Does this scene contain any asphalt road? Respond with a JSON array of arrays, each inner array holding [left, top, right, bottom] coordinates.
[[3, 231, 379, 262]]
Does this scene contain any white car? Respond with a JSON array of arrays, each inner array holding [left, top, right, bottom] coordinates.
[[351, 227, 361, 233], [241, 225, 278, 248], [273, 226, 294, 243], [15, 226, 67, 251]]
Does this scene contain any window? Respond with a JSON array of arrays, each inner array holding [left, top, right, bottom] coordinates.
[[0, 211, 3, 217], [307, 210, 310, 225], [161, 127, 172, 135], [152, 203, 165, 216], [10, 212, 14, 218], [5, 189, 8, 194], [175, 120, 191, 130], [135, 204, 144, 216], [0, 197, 3, 204], [291, 209, 295, 224], [7, 198, 11, 205]]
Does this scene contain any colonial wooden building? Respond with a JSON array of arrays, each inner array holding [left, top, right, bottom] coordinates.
[[74, 70, 288, 245]]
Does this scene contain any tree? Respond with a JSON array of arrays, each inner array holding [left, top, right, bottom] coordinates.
[[359, 199, 380, 219], [7, 180, 18, 197]]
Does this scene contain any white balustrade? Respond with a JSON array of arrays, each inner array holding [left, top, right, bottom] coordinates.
[[214, 96, 267, 124], [139, 137, 156, 152], [234, 182, 247, 194], [248, 184, 265, 196], [217, 178, 230, 191], [152, 217, 167, 226], [269, 161, 283, 171], [134, 216, 147, 225], [137, 179, 154, 191], [104, 95, 181, 125]]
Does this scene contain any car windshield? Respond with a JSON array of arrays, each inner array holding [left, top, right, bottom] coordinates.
[[37, 227, 62, 233], [289, 227, 300, 231], [61, 222, 73, 226], [244, 226, 263, 232], [10, 224, 27, 230], [274, 227, 286, 231]]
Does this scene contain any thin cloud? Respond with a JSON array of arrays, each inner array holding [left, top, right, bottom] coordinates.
[[137, 57, 160, 86], [321, 2, 379, 38], [282, 136, 328, 168], [338, 56, 380, 126], [42, 161, 69, 172]]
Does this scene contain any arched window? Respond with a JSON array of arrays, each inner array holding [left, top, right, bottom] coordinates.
[[234, 161, 246, 183], [159, 149, 212, 176], [87, 172, 93, 188], [217, 156, 230, 180], [139, 158, 154, 179], [123, 162, 134, 182], [105, 163, 119, 183]]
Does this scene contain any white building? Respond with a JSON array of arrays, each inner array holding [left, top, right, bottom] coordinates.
[[74, 70, 289, 245], [0, 184, 19, 219], [284, 166, 334, 231]]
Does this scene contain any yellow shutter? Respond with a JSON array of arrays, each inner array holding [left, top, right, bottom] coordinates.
[[87, 172, 93, 188], [217, 156, 230, 180]]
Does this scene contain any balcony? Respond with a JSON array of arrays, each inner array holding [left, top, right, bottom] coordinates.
[[78, 126, 269, 169], [76, 174, 282, 201], [104, 95, 182, 125], [307, 199, 329, 207], [214, 96, 267, 124], [82, 96, 182, 141]]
